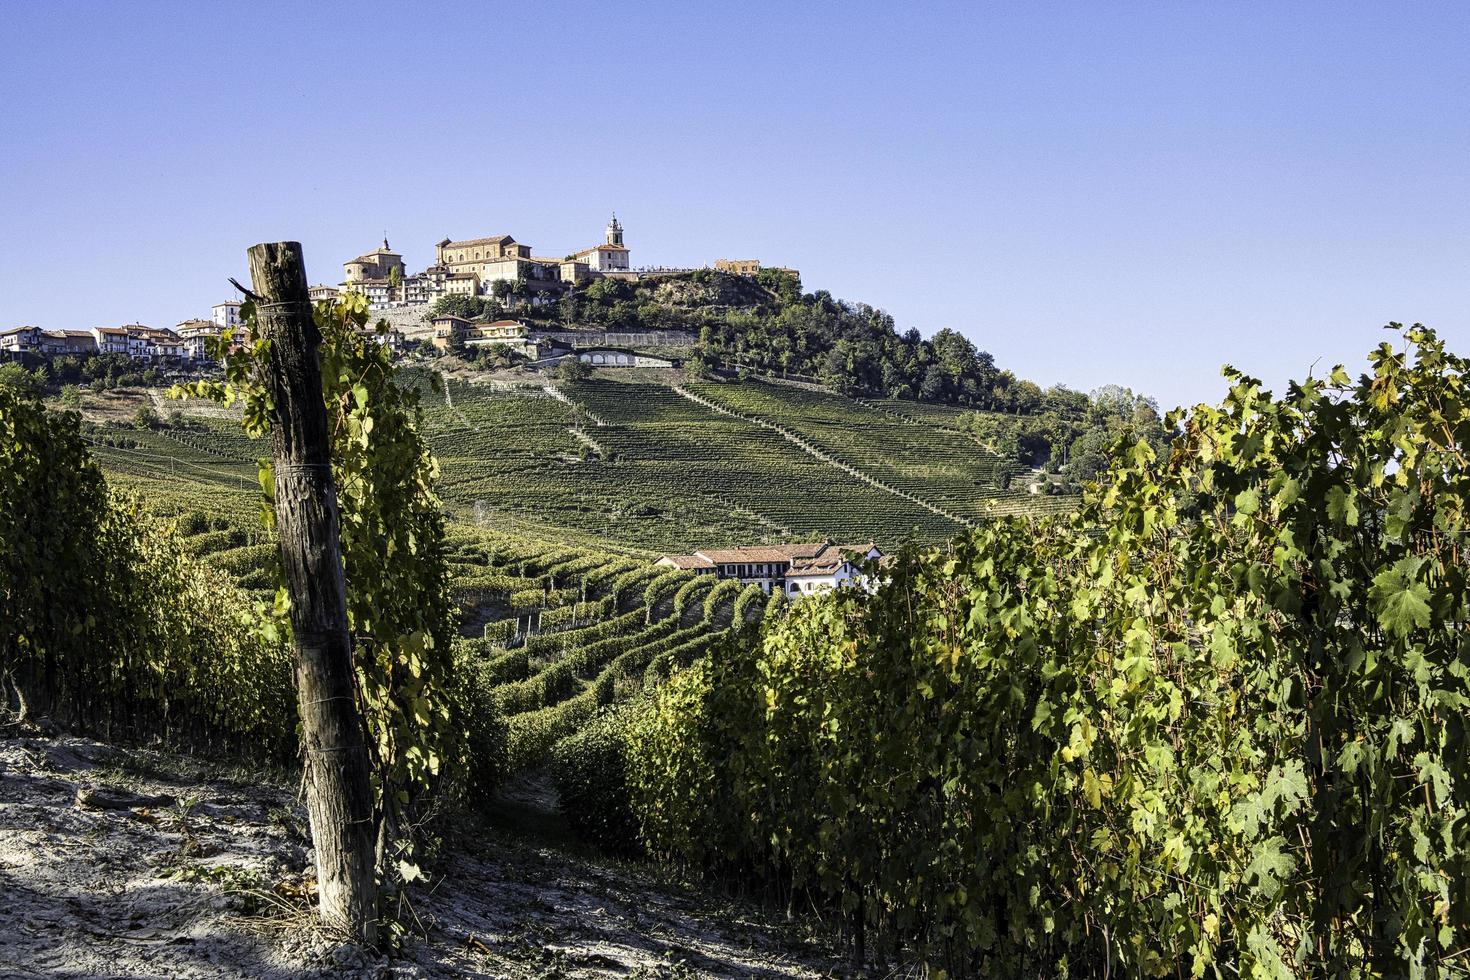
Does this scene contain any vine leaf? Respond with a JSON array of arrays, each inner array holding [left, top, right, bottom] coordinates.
[[1369, 558, 1431, 637]]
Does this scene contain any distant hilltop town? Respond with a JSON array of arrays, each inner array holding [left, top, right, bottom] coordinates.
[[0, 213, 796, 365], [327, 214, 798, 311]]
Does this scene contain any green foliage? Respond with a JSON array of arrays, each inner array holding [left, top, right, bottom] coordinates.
[[429, 293, 504, 322], [557, 356, 592, 382], [174, 292, 457, 885], [624, 326, 1470, 977], [0, 385, 292, 759], [550, 702, 643, 854], [58, 384, 83, 410], [0, 362, 43, 397]]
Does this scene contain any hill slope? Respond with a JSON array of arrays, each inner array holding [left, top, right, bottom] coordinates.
[[86, 371, 1069, 554]]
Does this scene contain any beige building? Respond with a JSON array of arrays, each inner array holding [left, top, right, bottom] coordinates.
[[435, 235, 531, 268], [715, 258, 800, 280], [715, 259, 761, 276], [343, 239, 406, 284], [176, 318, 218, 339], [309, 284, 341, 304]]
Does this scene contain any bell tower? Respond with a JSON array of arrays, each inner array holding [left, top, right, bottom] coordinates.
[[605, 213, 624, 247]]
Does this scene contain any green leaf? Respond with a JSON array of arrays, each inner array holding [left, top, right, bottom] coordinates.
[[1369, 557, 1431, 637], [1244, 836, 1297, 899], [1325, 485, 1358, 526]]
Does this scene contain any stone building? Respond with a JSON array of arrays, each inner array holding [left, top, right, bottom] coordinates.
[[343, 239, 406, 284]]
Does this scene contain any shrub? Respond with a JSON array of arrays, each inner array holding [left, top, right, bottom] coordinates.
[[550, 703, 642, 854]]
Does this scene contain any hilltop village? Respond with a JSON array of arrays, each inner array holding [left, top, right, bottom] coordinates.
[[0, 214, 795, 373]]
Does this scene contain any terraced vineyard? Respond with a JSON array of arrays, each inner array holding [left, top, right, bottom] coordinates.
[[434, 521, 760, 776]]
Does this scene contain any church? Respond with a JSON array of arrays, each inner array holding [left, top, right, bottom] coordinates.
[[570, 214, 631, 273]]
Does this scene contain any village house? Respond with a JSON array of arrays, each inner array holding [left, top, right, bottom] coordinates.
[[309, 284, 341, 304], [431, 314, 471, 350], [40, 330, 100, 357], [432, 316, 561, 359], [1, 326, 100, 358], [0, 326, 42, 356], [211, 301, 242, 332], [176, 318, 223, 362], [656, 541, 880, 596], [92, 326, 130, 355], [88, 324, 190, 363]]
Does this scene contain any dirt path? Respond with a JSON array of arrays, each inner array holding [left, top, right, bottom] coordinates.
[[0, 734, 843, 979]]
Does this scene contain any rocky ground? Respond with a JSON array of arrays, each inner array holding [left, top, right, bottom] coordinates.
[[0, 733, 847, 979]]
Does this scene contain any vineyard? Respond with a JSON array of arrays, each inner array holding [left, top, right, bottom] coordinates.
[[682, 377, 1074, 522], [11, 314, 1468, 977], [84, 371, 1067, 555]]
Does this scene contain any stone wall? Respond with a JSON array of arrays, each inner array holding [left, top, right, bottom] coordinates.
[[368, 304, 436, 340], [535, 330, 697, 348]]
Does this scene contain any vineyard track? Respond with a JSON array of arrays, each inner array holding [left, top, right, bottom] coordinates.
[[0, 734, 846, 978]]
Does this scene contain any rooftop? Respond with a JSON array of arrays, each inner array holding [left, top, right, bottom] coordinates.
[[660, 541, 879, 570], [442, 235, 515, 249]]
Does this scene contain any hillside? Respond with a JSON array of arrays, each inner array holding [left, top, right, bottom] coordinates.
[[83, 370, 1070, 554]]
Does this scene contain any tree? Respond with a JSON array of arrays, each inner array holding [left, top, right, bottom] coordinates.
[[918, 364, 945, 401], [557, 356, 592, 382], [132, 404, 157, 428], [0, 363, 40, 397], [58, 384, 83, 411], [178, 248, 457, 944]]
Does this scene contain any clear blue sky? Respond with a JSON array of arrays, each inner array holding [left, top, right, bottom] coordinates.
[[2, 1, 1466, 410]]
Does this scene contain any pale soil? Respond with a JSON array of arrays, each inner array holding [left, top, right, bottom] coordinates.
[[0, 733, 845, 979]]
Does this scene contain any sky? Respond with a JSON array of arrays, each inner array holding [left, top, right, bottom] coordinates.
[[1, 1, 1466, 411]]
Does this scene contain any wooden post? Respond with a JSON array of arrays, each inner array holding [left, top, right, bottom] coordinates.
[[248, 242, 378, 945]]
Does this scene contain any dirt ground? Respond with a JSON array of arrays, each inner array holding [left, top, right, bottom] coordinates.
[[0, 733, 846, 979]]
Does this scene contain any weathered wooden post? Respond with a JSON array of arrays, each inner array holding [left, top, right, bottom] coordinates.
[[248, 242, 378, 944]]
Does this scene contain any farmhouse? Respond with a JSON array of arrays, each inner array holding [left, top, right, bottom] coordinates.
[[657, 541, 880, 595]]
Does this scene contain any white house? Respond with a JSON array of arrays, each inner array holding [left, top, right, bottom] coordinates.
[[0, 326, 42, 355], [212, 301, 242, 332], [656, 542, 880, 595], [92, 326, 129, 355]]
